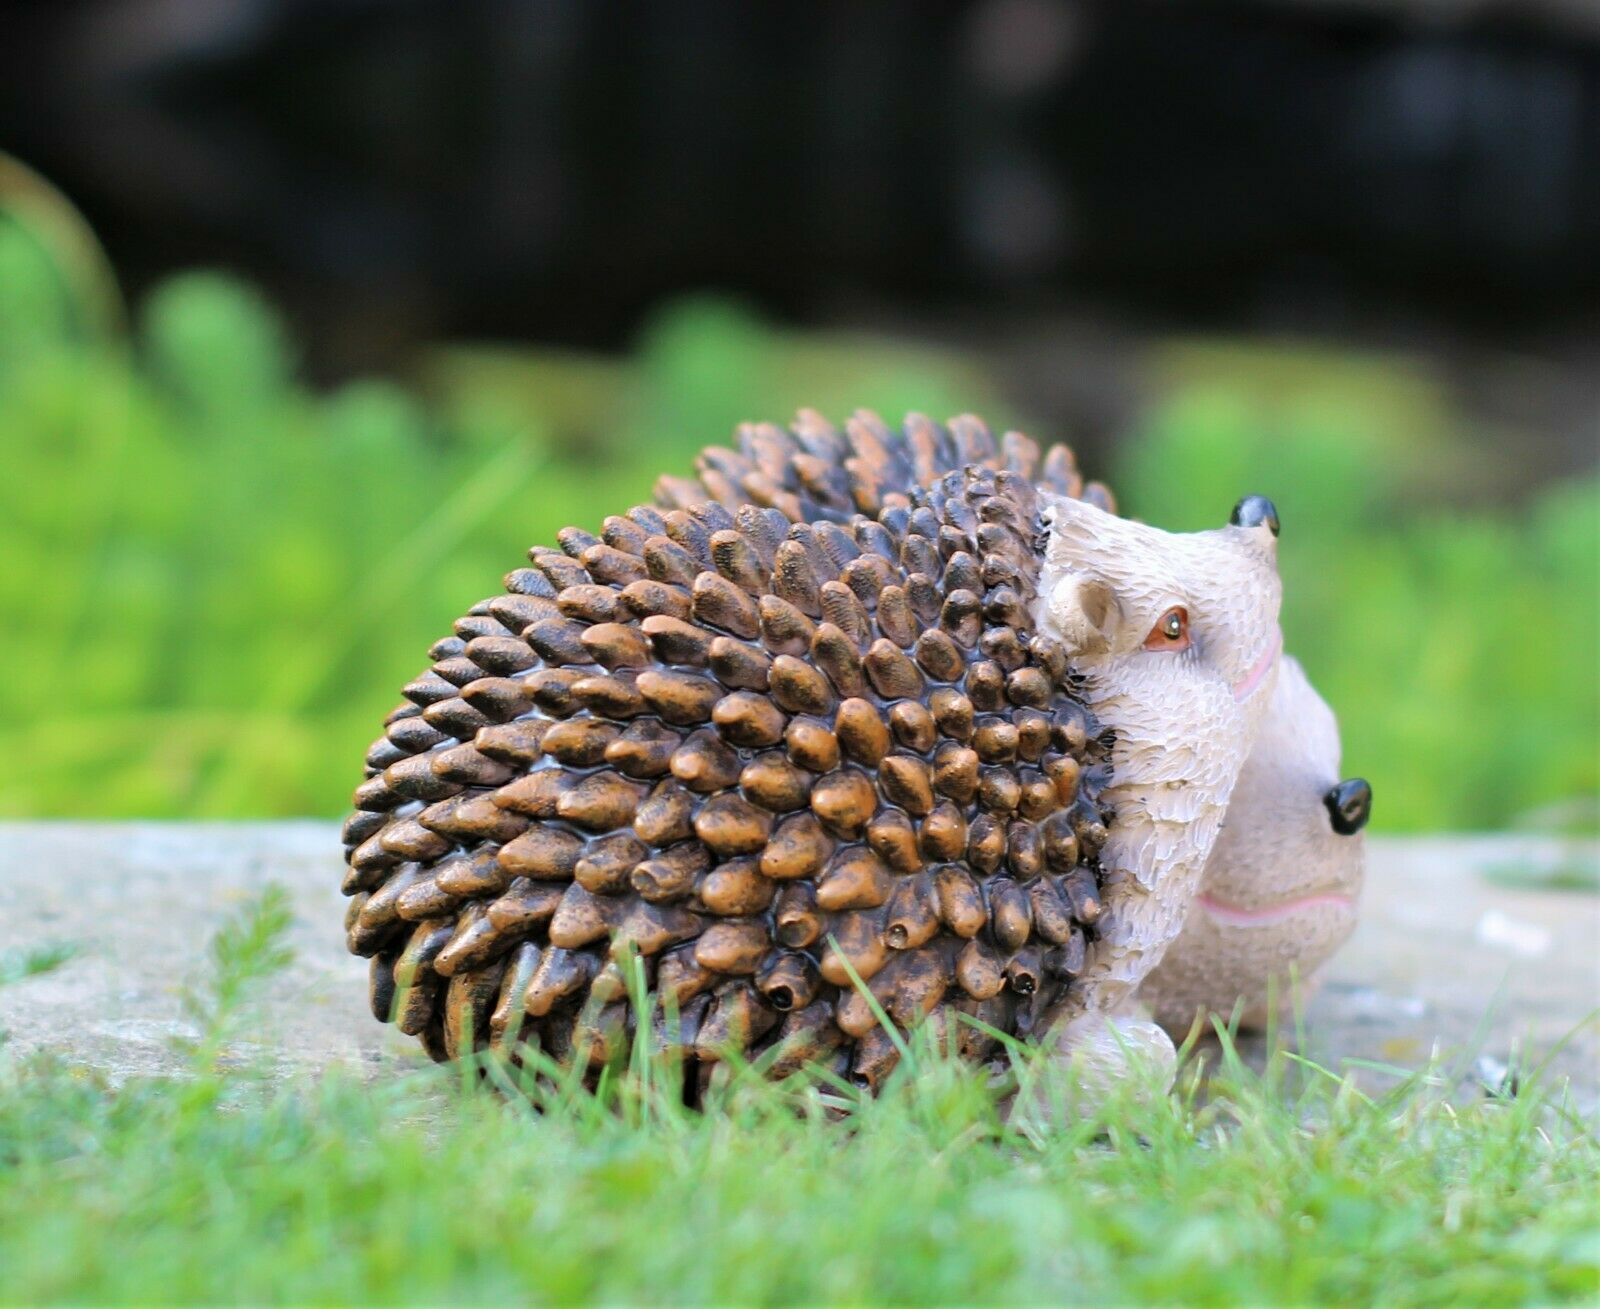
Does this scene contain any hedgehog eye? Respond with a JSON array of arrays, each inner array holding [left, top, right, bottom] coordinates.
[[1142, 607, 1190, 652]]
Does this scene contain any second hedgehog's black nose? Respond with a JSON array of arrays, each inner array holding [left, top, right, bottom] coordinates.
[[1230, 495, 1280, 536], [1325, 778, 1372, 835]]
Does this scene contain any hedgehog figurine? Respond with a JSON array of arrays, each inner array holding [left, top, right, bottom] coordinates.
[[340, 411, 1370, 1094]]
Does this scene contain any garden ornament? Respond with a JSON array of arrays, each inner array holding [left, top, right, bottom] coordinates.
[[340, 412, 1370, 1094]]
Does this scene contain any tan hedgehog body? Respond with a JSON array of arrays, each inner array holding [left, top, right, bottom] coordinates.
[[341, 411, 1370, 1093]]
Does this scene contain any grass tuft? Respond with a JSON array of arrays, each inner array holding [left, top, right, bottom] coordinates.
[[1, 898, 1595, 1303], [0, 942, 77, 989]]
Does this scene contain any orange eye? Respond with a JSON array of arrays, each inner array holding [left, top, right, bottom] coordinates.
[[1143, 606, 1190, 652]]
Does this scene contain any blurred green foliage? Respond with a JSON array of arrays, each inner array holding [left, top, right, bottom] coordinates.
[[1, 202, 1594, 828], [0, 213, 999, 817]]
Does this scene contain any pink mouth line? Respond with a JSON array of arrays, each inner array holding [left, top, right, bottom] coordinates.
[[1231, 626, 1281, 702], [1197, 891, 1356, 927]]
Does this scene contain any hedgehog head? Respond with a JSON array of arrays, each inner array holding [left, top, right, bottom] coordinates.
[[1033, 491, 1283, 1006], [1037, 493, 1281, 706]]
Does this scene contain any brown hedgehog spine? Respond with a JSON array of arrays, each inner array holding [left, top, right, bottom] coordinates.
[[342, 411, 1114, 1092]]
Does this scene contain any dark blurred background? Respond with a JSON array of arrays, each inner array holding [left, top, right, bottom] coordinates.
[[1, 0, 1595, 830], [5, 1, 1600, 437]]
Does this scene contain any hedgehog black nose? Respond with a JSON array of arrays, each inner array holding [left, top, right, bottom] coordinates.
[[1325, 778, 1372, 835], [1230, 495, 1280, 537]]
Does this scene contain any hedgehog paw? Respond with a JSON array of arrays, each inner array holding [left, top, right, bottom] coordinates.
[[1011, 1013, 1177, 1126]]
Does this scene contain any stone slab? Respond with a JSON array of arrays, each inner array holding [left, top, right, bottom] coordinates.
[[1, 824, 1595, 1103]]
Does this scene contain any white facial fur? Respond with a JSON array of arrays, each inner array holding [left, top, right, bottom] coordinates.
[[1138, 655, 1365, 1033], [1033, 494, 1283, 1020]]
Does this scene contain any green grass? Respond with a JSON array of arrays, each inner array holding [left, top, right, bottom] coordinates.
[[1, 896, 1596, 1305]]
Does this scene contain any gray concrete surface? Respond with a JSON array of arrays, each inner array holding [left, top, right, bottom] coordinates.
[[1, 823, 1596, 1103]]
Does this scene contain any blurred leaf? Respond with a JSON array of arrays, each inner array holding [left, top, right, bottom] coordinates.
[[142, 273, 294, 414], [1482, 858, 1600, 895], [0, 152, 124, 353]]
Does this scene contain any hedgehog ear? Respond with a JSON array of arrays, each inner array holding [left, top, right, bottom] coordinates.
[[1229, 495, 1280, 538], [1040, 492, 1125, 577], [1044, 574, 1121, 656]]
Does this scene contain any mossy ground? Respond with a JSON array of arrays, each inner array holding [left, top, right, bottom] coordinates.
[[1, 895, 1594, 1306]]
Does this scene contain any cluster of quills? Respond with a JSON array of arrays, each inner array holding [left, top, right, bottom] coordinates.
[[341, 412, 1115, 1093]]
